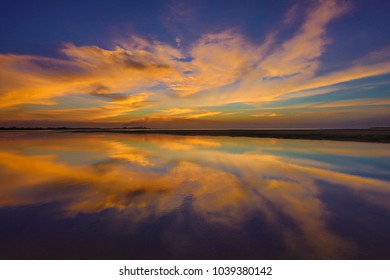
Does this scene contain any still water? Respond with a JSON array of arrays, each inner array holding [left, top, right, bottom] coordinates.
[[0, 131, 389, 259]]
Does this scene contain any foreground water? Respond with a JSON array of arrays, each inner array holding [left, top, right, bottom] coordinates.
[[0, 131, 389, 259]]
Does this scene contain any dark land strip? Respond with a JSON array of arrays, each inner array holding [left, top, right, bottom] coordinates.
[[69, 128, 390, 143], [1, 128, 390, 143]]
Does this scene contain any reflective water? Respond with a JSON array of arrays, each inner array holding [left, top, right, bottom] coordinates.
[[0, 131, 389, 259]]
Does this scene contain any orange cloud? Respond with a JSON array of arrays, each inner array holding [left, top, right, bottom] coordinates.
[[147, 108, 221, 121], [0, 38, 181, 109], [159, 108, 194, 116], [252, 113, 282, 117], [184, 111, 221, 119]]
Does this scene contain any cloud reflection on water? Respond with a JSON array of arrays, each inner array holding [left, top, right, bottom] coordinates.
[[0, 132, 389, 259]]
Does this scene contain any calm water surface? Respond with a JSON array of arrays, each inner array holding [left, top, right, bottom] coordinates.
[[0, 131, 389, 259]]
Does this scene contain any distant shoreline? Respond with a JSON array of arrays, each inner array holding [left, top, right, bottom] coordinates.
[[1, 128, 389, 143]]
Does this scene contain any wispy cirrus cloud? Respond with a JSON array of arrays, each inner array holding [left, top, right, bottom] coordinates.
[[154, 108, 221, 120], [252, 113, 282, 117]]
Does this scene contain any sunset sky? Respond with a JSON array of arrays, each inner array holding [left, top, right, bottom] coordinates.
[[1, 0, 389, 128]]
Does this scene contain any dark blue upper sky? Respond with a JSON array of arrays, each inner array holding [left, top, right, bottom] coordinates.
[[2, 1, 387, 53]]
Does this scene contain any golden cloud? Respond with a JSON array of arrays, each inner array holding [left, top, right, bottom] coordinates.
[[251, 113, 282, 117]]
